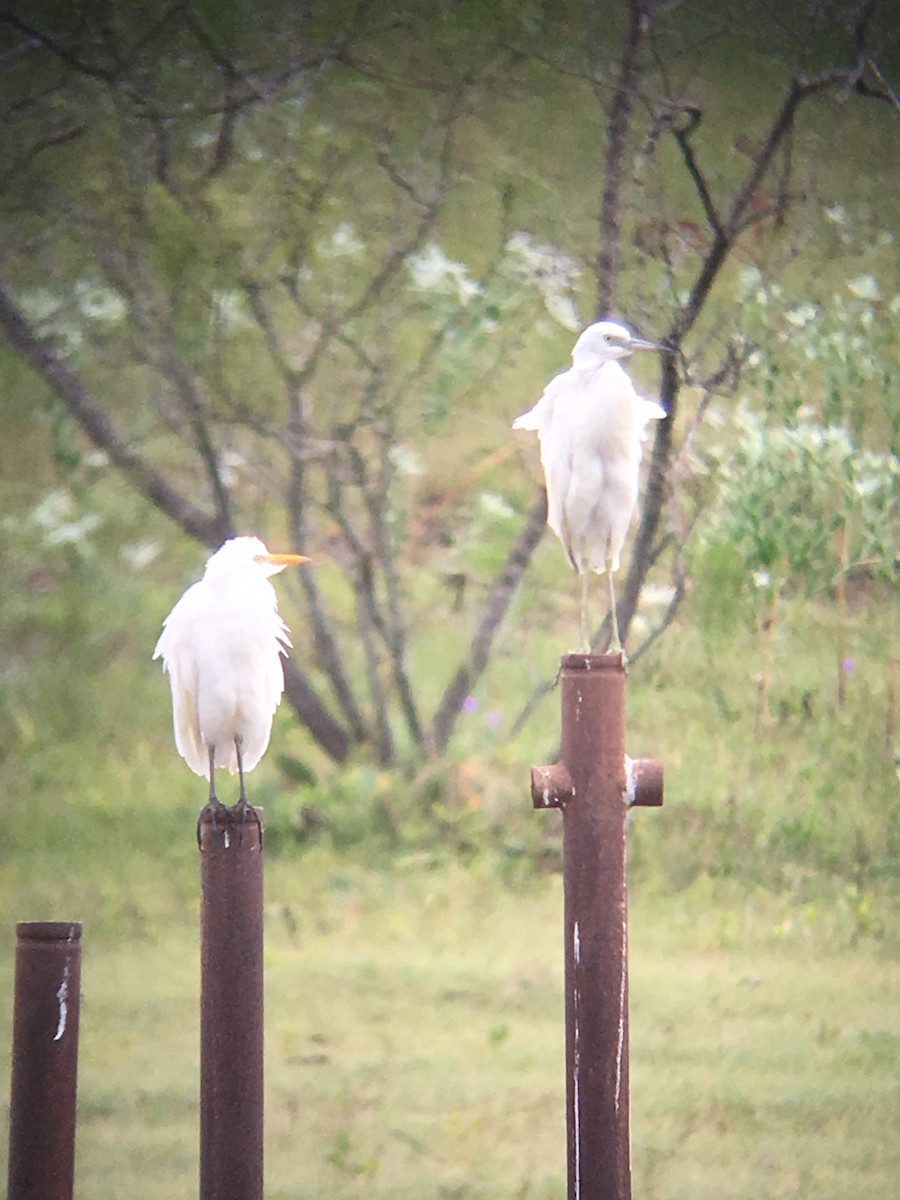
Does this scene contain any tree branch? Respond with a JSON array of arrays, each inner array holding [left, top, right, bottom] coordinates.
[[430, 490, 548, 754], [593, 0, 649, 315], [354, 561, 396, 767], [356, 436, 426, 747], [0, 275, 354, 763], [282, 660, 350, 763], [0, 278, 230, 546], [614, 56, 880, 653], [160, 346, 234, 535], [670, 104, 725, 238], [286, 386, 370, 745]]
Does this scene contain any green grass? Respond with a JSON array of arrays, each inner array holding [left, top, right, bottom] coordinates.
[[3, 579, 897, 1195], [1, 854, 898, 1198], [0, 591, 896, 1197]]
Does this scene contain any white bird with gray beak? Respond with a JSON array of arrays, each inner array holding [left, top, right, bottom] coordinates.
[[513, 320, 669, 654]]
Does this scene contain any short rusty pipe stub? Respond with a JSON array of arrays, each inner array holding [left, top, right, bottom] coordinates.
[[624, 757, 664, 808], [531, 763, 575, 809]]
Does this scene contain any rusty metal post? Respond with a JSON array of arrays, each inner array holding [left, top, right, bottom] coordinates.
[[531, 654, 663, 1200], [7, 920, 82, 1200], [199, 814, 264, 1200]]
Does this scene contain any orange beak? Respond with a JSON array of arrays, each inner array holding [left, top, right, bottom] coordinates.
[[256, 552, 312, 565]]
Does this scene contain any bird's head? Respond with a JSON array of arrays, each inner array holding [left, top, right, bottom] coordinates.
[[571, 320, 667, 369], [205, 536, 310, 583]]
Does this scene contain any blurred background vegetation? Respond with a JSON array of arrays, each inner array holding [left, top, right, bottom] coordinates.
[[0, 1, 898, 1196]]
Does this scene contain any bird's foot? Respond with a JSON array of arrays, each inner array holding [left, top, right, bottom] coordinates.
[[230, 796, 264, 852], [197, 796, 229, 850], [196, 796, 263, 851], [607, 639, 628, 668]]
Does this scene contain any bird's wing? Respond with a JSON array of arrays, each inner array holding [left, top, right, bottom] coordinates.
[[263, 607, 292, 715], [637, 397, 666, 441], [535, 389, 584, 571], [513, 371, 578, 563], [221, 595, 291, 775], [153, 583, 209, 777], [170, 671, 207, 777], [512, 369, 568, 432]]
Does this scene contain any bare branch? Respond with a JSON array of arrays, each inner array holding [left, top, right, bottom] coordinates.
[[670, 104, 725, 238], [430, 490, 548, 754], [0, 277, 230, 546], [335, 50, 454, 94], [239, 283, 370, 743], [0, 3, 350, 133], [623, 574, 686, 668], [159, 347, 234, 535], [354, 569, 396, 767], [285, 386, 369, 743], [275, 84, 464, 416], [0, 11, 119, 85], [593, 0, 649, 315], [613, 50, 878, 655], [282, 660, 350, 763], [240, 282, 302, 386], [355, 439, 426, 747], [203, 63, 241, 179], [0, 34, 39, 67], [855, 56, 900, 109], [0, 123, 86, 195], [328, 459, 398, 764], [0, 274, 355, 762]]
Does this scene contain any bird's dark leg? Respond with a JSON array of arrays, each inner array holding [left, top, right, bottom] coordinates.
[[605, 541, 625, 660], [197, 745, 228, 849], [230, 734, 263, 849], [578, 569, 591, 654]]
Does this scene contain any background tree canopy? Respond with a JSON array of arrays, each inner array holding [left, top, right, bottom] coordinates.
[[1, 0, 897, 774]]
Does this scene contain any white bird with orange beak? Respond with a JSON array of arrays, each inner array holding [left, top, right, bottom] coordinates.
[[154, 535, 310, 844]]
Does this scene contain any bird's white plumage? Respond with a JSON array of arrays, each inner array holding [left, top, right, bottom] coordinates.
[[513, 320, 665, 576], [153, 536, 296, 779]]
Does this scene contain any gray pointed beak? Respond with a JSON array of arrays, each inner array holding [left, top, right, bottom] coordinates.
[[628, 336, 673, 353]]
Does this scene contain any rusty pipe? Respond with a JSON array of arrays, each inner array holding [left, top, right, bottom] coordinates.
[[199, 812, 264, 1200], [7, 920, 82, 1200], [530, 653, 663, 1200]]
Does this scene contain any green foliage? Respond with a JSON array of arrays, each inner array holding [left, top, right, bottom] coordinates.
[[689, 539, 752, 644], [706, 406, 898, 595], [736, 254, 900, 453]]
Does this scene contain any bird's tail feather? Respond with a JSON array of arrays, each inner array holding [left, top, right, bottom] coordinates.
[[512, 410, 540, 431]]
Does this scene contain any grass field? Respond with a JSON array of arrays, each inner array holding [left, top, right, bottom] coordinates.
[[1, 851, 898, 1199], [1, 584, 897, 1197]]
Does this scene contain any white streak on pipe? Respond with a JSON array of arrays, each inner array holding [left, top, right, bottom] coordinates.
[[572, 919, 582, 1200], [614, 911, 627, 1113], [623, 755, 635, 807], [53, 963, 70, 1043]]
